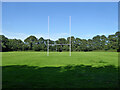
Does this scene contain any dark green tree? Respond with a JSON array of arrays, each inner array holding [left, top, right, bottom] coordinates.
[[8, 39, 24, 51], [108, 34, 117, 49], [0, 35, 9, 51], [24, 36, 37, 50], [100, 35, 107, 50], [92, 35, 101, 50]]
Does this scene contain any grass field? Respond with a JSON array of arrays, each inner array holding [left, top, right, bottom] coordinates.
[[2, 52, 119, 88]]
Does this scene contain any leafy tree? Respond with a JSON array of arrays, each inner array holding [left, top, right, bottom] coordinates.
[[70, 36, 76, 51], [8, 39, 24, 51], [24, 36, 37, 50], [38, 37, 44, 44], [108, 34, 117, 49], [75, 38, 81, 51], [1, 31, 119, 52], [0, 35, 9, 51], [87, 39, 93, 51], [23, 44, 29, 51], [33, 44, 40, 51], [80, 39, 88, 51], [100, 35, 107, 50], [115, 31, 120, 51], [92, 35, 101, 50]]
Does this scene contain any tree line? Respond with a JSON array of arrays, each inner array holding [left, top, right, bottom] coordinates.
[[0, 31, 120, 52]]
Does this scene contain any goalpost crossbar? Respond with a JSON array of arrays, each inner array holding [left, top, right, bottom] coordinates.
[[49, 44, 71, 45]]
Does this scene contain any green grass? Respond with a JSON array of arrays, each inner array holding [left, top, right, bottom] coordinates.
[[2, 52, 118, 67], [2, 52, 119, 88]]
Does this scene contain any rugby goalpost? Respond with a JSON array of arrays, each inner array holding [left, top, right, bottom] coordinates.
[[47, 16, 71, 56]]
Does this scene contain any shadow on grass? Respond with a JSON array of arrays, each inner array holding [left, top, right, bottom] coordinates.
[[2, 65, 119, 89]]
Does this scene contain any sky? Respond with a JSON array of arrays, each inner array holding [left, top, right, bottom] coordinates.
[[2, 2, 118, 41]]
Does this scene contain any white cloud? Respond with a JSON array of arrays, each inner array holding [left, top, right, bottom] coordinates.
[[78, 32, 116, 40], [0, 32, 3, 35], [3, 31, 29, 41], [2, 31, 70, 41], [2, 30, 116, 41]]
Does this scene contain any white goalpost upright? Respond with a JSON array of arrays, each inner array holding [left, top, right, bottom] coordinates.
[[69, 16, 71, 56], [47, 16, 71, 56], [47, 16, 49, 56]]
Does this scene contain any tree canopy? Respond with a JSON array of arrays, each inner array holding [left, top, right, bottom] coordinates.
[[0, 31, 120, 52]]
